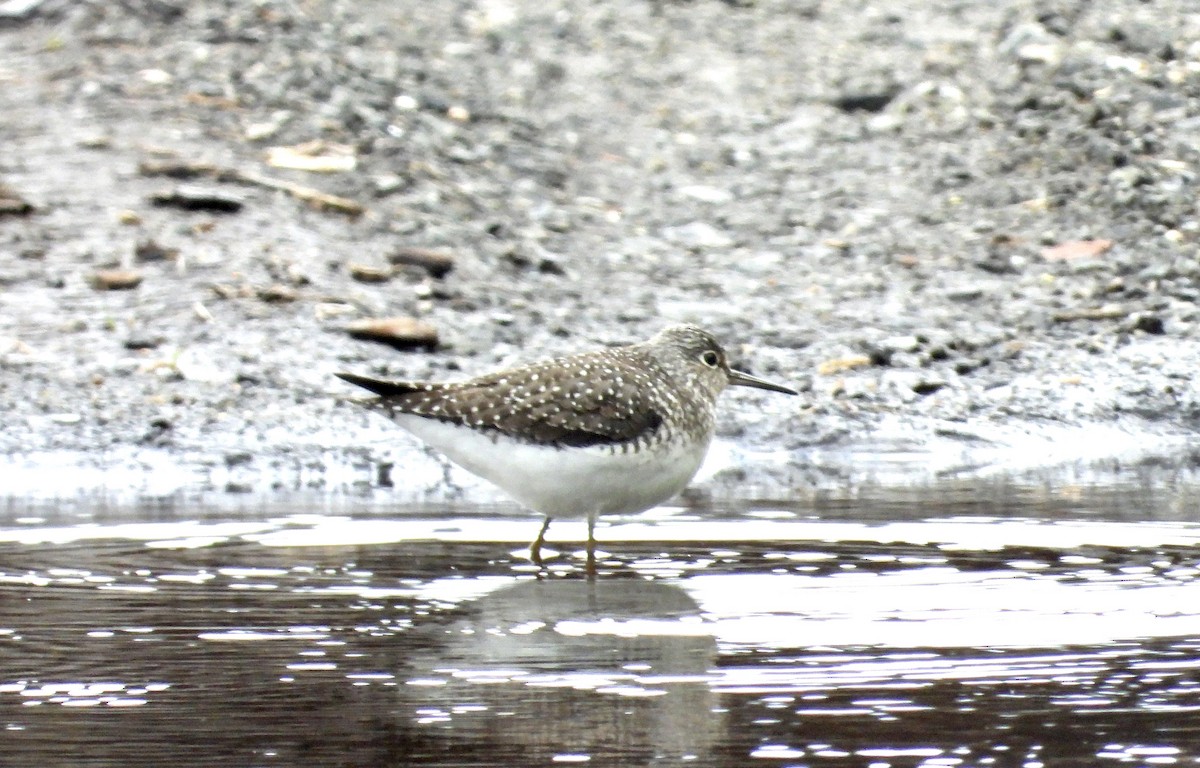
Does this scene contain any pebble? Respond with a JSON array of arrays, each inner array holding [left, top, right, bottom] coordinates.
[[89, 270, 143, 291], [679, 185, 734, 204], [372, 173, 407, 196], [123, 334, 164, 350], [912, 377, 949, 396], [955, 358, 988, 376], [150, 185, 244, 213], [388, 247, 455, 278], [345, 317, 439, 350], [879, 335, 922, 354], [537, 255, 566, 276], [135, 240, 179, 262], [224, 451, 253, 467], [49, 413, 82, 425], [946, 287, 985, 302], [256, 284, 298, 303], [831, 84, 901, 113], [0, 0, 45, 21], [1128, 313, 1166, 335], [348, 263, 393, 283], [0, 183, 35, 216], [140, 418, 172, 446]]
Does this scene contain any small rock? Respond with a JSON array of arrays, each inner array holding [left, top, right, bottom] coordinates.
[[150, 185, 244, 213], [135, 239, 179, 262], [345, 317, 439, 350], [123, 334, 164, 350], [257, 284, 297, 302], [388, 247, 455, 278], [1109, 21, 1172, 57], [542, 210, 571, 233], [348, 262, 393, 283], [912, 377, 948, 395], [139, 417, 172, 446], [975, 254, 1020, 275], [0, 0, 47, 22], [679, 185, 734, 204], [0, 183, 35, 216], [139, 68, 172, 85], [878, 335, 922, 355], [1015, 42, 1062, 66], [954, 358, 986, 375], [224, 451, 253, 467], [89, 269, 143, 291], [372, 173, 407, 196], [209, 283, 239, 300], [832, 84, 902, 113], [537, 255, 566, 276], [49, 412, 82, 425], [946, 287, 984, 302], [1129, 313, 1166, 335]]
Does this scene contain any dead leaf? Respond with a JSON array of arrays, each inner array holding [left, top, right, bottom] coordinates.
[[266, 141, 356, 173], [817, 355, 872, 375], [1041, 239, 1113, 261]]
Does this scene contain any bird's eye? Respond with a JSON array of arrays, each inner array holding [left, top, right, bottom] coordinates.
[[700, 350, 720, 368]]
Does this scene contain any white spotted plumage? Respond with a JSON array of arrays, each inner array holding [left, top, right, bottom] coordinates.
[[336, 324, 798, 569]]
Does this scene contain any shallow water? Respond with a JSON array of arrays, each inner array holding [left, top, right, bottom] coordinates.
[[4, 474, 1200, 767]]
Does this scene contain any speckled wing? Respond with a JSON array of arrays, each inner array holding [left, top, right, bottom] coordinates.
[[335, 350, 664, 449]]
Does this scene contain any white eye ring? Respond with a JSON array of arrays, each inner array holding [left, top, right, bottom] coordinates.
[[700, 350, 720, 368]]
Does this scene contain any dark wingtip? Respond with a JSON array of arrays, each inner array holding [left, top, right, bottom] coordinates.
[[335, 372, 413, 397]]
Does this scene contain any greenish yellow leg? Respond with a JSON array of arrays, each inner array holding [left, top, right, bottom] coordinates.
[[530, 517, 552, 567], [585, 515, 597, 578]]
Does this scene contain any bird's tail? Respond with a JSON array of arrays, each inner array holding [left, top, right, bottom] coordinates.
[[334, 372, 427, 398]]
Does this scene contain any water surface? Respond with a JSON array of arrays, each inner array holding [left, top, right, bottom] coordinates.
[[3, 474, 1200, 766]]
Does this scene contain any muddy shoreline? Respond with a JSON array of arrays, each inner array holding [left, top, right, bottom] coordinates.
[[3, 1, 1200, 501]]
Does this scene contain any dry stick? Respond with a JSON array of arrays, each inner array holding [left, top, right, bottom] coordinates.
[[138, 160, 365, 217], [1051, 307, 1128, 323], [234, 169, 365, 217]]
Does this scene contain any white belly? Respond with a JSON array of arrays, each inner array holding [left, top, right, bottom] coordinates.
[[394, 414, 710, 519]]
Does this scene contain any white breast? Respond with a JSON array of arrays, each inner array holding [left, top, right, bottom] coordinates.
[[393, 414, 711, 519]]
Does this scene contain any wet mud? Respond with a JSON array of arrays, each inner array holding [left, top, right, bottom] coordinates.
[[3, 1, 1200, 496]]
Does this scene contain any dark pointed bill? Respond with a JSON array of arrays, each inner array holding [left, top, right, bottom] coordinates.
[[727, 368, 799, 395]]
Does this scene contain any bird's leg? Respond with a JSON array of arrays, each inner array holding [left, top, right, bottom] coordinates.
[[530, 516, 552, 568], [585, 515, 597, 579]]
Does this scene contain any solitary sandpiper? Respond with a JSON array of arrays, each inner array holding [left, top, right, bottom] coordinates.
[[336, 324, 798, 573]]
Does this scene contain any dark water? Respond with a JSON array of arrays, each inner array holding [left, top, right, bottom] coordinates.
[[4, 476, 1200, 767]]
